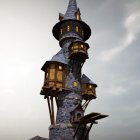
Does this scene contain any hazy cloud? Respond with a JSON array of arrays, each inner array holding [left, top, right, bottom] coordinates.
[[99, 7, 140, 62]]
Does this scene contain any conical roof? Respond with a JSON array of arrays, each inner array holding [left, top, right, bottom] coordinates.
[[51, 49, 68, 64], [64, 0, 78, 20], [41, 49, 68, 71], [81, 74, 97, 87]]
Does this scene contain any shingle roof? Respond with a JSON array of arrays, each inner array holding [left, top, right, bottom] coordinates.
[[51, 49, 68, 64], [81, 74, 97, 87], [64, 0, 79, 20]]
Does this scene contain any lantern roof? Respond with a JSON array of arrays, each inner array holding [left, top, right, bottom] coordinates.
[[41, 49, 68, 71], [81, 74, 97, 87], [51, 49, 68, 64]]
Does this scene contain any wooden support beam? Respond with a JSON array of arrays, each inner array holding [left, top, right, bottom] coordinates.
[[80, 123, 86, 140], [83, 122, 94, 140], [47, 96, 53, 125], [73, 122, 81, 138], [51, 97, 55, 125], [83, 100, 91, 111]]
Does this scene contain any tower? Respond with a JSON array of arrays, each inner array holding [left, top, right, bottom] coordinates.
[[40, 0, 108, 140]]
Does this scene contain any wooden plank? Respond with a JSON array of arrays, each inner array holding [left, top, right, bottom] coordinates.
[[80, 112, 101, 121]]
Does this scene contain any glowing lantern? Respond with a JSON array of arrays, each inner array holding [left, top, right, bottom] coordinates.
[[40, 61, 68, 96], [81, 74, 97, 100], [68, 41, 89, 61]]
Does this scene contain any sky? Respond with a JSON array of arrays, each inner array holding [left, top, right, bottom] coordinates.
[[0, 0, 140, 140]]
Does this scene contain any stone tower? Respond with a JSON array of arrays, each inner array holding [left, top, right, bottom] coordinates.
[[40, 0, 108, 140]]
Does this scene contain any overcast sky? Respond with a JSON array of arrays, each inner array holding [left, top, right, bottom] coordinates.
[[0, 0, 140, 140]]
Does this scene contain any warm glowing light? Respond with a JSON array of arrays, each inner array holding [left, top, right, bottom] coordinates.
[[73, 81, 78, 87], [76, 26, 79, 32], [67, 25, 70, 31], [89, 85, 92, 89], [58, 65, 62, 70]]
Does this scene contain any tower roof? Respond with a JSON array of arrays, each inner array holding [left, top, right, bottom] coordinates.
[[41, 49, 68, 71], [81, 74, 97, 87], [64, 0, 78, 20]]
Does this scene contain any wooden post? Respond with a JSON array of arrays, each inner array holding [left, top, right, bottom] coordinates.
[[51, 97, 55, 125], [83, 122, 94, 140], [73, 122, 81, 138], [47, 96, 53, 125], [80, 123, 86, 140]]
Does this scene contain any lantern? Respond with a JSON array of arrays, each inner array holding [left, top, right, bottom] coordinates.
[[81, 74, 97, 100], [68, 41, 89, 61], [40, 61, 68, 96]]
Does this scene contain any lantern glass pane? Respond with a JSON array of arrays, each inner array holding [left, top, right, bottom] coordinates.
[[50, 69, 55, 80], [57, 71, 63, 81]]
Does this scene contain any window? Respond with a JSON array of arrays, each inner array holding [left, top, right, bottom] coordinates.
[[73, 81, 78, 87], [58, 65, 62, 70], [67, 25, 70, 31], [89, 85, 92, 89], [81, 44, 84, 48], [76, 26, 79, 32]]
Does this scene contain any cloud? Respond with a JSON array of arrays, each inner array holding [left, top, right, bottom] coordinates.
[[99, 9, 140, 62]]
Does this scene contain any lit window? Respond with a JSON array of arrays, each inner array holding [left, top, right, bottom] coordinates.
[[58, 65, 62, 70], [89, 85, 92, 89], [76, 26, 79, 32], [67, 25, 70, 31], [73, 81, 78, 87], [46, 72, 48, 78], [81, 45, 84, 48]]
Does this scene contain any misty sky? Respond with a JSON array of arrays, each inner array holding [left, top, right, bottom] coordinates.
[[0, 0, 140, 140]]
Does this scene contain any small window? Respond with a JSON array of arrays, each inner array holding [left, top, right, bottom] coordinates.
[[76, 26, 79, 32], [58, 65, 62, 70], [67, 25, 70, 31], [89, 85, 92, 89], [81, 44, 84, 48], [73, 81, 78, 87]]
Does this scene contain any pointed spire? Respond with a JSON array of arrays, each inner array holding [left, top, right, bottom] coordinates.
[[64, 0, 79, 20]]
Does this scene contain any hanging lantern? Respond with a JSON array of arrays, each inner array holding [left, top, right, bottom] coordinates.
[[81, 74, 97, 100], [68, 41, 89, 61], [40, 61, 68, 96]]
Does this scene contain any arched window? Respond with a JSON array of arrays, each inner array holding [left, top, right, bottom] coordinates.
[[77, 113, 82, 120]]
